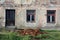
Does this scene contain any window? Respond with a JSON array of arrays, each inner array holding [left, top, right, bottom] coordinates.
[[47, 10, 56, 23], [26, 10, 35, 22], [5, 9, 15, 26]]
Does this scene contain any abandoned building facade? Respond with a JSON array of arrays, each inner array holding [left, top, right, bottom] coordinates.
[[0, 0, 60, 29]]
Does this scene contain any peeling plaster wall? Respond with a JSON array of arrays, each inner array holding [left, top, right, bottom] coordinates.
[[0, 0, 60, 29], [15, 6, 59, 29], [15, 7, 49, 29], [0, 7, 5, 28]]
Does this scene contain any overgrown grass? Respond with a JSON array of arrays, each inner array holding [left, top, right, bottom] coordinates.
[[0, 32, 33, 40], [0, 30, 60, 40], [39, 30, 60, 40], [44, 30, 60, 32]]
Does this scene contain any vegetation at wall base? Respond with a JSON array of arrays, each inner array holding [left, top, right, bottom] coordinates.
[[0, 29, 60, 40]]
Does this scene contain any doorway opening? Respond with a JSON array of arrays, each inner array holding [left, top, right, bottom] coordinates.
[[5, 9, 15, 26]]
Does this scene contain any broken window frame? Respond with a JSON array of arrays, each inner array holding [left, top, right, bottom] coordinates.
[[26, 10, 35, 22], [47, 10, 56, 23]]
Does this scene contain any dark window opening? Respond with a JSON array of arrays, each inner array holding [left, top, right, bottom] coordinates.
[[47, 10, 56, 23], [5, 9, 15, 26], [27, 15, 30, 21], [52, 16, 55, 22], [47, 16, 50, 23], [26, 10, 35, 22], [32, 15, 35, 21]]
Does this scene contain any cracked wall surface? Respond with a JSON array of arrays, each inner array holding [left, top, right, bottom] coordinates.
[[0, 0, 60, 29]]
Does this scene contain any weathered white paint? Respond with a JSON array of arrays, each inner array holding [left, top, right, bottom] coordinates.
[[0, 0, 60, 29]]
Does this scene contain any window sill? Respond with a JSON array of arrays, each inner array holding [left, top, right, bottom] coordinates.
[[47, 22, 55, 24], [27, 21, 35, 23]]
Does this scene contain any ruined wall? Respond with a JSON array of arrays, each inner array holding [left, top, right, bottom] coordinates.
[[0, 7, 5, 28], [0, 0, 60, 29], [15, 7, 42, 29]]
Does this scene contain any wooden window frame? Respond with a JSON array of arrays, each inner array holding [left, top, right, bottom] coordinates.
[[47, 10, 56, 23], [26, 10, 35, 23]]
